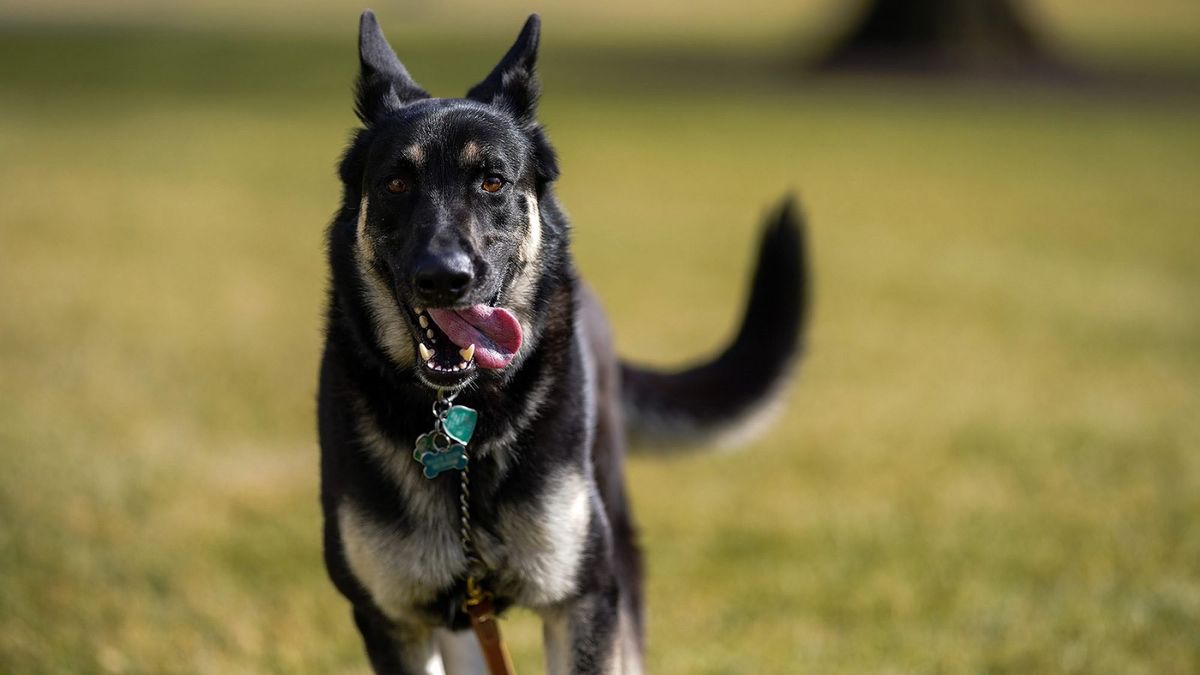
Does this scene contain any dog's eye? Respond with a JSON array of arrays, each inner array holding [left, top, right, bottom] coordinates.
[[480, 176, 505, 193], [385, 177, 409, 194]]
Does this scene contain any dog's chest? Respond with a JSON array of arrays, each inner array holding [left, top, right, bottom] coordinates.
[[339, 426, 593, 621], [336, 487, 463, 618]]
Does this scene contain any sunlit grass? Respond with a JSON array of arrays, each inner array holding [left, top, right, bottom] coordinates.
[[1, 18, 1198, 675]]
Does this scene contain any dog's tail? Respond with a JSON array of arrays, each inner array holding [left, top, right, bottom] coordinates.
[[619, 195, 809, 450]]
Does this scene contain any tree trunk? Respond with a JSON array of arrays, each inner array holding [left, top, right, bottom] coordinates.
[[819, 0, 1053, 74]]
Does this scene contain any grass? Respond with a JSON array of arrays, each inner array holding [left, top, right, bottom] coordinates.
[[1, 6, 1199, 674]]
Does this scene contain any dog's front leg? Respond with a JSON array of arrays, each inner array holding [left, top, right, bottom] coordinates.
[[353, 608, 445, 675], [542, 583, 622, 675]]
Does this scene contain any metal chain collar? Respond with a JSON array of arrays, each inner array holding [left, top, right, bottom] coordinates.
[[432, 390, 489, 584], [427, 393, 515, 674]]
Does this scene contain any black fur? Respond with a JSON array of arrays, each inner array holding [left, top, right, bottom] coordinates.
[[621, 198, 810, 447], [319, 12, 808, 674]]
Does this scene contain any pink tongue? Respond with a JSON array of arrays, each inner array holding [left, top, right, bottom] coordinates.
[[427, 305, 523, 369]]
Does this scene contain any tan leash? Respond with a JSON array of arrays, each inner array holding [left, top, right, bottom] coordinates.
[[463, 577, 517, 675]]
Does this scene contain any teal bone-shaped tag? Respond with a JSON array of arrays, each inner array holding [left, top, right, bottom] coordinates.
[[418, 444, 467, 479], [442, 405, 477, 445]]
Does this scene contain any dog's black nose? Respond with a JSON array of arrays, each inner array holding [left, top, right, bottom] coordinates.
[[413, 252, 474, 303]]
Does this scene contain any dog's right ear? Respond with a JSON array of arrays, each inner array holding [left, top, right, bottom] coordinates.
[[466, 15, 541, 124], [355, 10, 428, 125]]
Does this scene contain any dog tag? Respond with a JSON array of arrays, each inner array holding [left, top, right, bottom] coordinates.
[[442, 406, 478, 445], [413, 432, 436, 460], [419, 444, 468, 479]]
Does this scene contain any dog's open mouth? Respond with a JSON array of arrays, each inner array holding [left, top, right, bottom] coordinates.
[[409, 304, 523, 382]]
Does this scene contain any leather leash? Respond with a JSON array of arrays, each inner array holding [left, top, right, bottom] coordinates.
[[463, 577, 517, 675]]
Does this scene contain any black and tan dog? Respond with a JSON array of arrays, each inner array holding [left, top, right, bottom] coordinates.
[[319, 11, 808, 674]]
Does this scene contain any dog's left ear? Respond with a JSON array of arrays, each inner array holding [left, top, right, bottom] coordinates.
[[467, 15, 558, 182], [467, 14, 542, 123]]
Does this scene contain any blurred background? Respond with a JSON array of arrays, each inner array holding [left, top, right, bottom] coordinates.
[[1, 0, 1198, 672]]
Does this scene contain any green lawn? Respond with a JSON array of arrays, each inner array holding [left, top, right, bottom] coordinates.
[[1, 7, 1199, 674]]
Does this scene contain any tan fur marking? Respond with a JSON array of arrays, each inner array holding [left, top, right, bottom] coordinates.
[[519, 192, 542, 266], [501, 192, 543, 362], [618, 606, 645, 675], [355, 195, 374, 261], [404, 144, 425, 165], [355, 196, 414, 367], [495, 469, 591, 607], [496, 192, 544, 365], [337, 499, 462, 615], [340, 404, 467, 613], [460, 141, 481, 164]]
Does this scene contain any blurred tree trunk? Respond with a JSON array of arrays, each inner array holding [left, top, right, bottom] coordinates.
[[819, 0, 1054, 73]]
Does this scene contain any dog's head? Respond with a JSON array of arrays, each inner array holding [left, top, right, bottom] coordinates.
[[340, 12, 561, 390]]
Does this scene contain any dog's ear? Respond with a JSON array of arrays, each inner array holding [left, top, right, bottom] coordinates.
[[467, 15, 558, 183], [466, 14, 541, 123], [355, 10, 428, 125]]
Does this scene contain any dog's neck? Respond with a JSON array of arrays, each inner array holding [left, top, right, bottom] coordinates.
[[329, 248, 579, 469]]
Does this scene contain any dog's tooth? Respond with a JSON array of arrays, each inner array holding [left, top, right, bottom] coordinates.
[[419, 315, 429, 328], [414, 307, 424, 314], [458, 362, 468, 370], [459, 344, 476, 362], [426, 329, 435, 339], [418, 343, 433, 362]]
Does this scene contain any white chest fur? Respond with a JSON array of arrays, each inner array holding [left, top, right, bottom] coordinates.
[[340, 408, 595, 622], [339, 498, 464, 617], [492, 470, 593, 607]]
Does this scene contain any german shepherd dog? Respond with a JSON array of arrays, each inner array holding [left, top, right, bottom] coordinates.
[[319, 11, 808, 674]]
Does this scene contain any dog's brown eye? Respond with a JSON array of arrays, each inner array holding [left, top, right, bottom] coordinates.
[[481, 176, 505, 193], [386, 177, 409, 194]]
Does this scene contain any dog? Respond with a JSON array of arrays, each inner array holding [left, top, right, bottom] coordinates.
[[318, 11, 808, 674]]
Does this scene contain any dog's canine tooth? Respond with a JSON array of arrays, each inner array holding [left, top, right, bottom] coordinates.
[[459, 344, 475, 362], [419, 315, 429, 328], [418, 343, 433, 362]]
